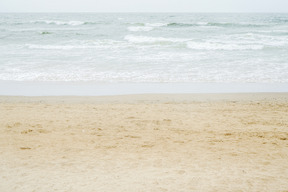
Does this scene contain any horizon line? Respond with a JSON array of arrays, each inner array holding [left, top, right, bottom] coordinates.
[[1, 11, 288, 13]]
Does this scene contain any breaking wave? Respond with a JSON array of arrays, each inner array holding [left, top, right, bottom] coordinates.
[[167, 22, 267, 28], [125, 22, 268, 29], [32, 20, 89, 26], [124, 35, 188, 44], [127, 26, 154, 32], [186, 41, 264, 50], [127, 23, 168, 32], [0, 20, 101, 26]]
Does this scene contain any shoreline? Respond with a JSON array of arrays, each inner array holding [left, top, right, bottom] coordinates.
[[1, 92, 288, 104], [1, 81, 288, 96]]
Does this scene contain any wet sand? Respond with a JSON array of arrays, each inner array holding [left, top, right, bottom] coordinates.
[[1, 94, 288, 192]]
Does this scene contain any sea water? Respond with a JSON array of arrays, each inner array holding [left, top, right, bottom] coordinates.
[[0, 13, 288, 95]]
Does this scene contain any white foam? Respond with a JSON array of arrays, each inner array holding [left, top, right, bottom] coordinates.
[[145, 23, 168, 27], [126, 23, 168, 32], [1, 68, 287, 83], [124, 35, 188, 44], [196, 22, 209, 25], [186, 41, 264, 50], [127, 26, 154, 32], [25, 44, 98, 50], [26, 44, 78, 50], [25, 39, 129, 50], [33, 20, 85, 26], [221, 33, 288, 47]]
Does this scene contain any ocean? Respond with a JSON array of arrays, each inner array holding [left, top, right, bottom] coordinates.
[[0, 13, 288, 95]]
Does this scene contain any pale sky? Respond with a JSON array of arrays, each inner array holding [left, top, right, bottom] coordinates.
[[0, 0, 288, 12]]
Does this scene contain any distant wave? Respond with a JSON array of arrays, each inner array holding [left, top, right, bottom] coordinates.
[[128, 22, 168, 27], [125, 22, 268, 29], [32, 20, 90, 26], [167, 23, 199, 27], [127, 23, 168, 32], [167, 22, 267, 28], [207, 22, 267, 28], [0, 20, 274, 28], [0, 20, 100, 26]]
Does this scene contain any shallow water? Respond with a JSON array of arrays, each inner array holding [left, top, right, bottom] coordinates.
[[0, 13, 288, 83]]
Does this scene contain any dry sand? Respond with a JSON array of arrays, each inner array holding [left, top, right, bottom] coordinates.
[[0, 93, 288, 192]]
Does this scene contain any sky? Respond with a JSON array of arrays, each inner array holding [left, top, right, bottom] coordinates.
[[0, 0, 288, 12]]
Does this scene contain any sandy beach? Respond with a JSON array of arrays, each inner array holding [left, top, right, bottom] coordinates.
[[1, 93, 288, 192]]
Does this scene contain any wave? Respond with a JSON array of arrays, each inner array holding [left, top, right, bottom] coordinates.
[[25, 44, 91, 50], [0, 20, 270, 28], [128, 22, 168, 27], [127, 26, 154, 32], [124, 35, 189, 44], [145, 23, 168, 27], [186, 41, 264, 50], [207, 22, 267, 28], [167, 23, 198, 27], [125, 22, 267, 29], [25, 34, 285, 51], [0, 20, 102, 26], [9, 20, 100, 26], [167, 22, 267, 28], [127, 23, 168, 32], [24, 40, 126, 50], [0, 22, 25, 25], [0, 21, 85, 26], [32, 20, 87, 26], [26, 36, 189, 50]]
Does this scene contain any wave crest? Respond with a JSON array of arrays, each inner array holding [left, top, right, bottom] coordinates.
[[166, 22, 267, 28], [31, 20, 99, 26], [127, 26, 154, 32], [124, 35, 188, 44], [127, 23, 168, 32]]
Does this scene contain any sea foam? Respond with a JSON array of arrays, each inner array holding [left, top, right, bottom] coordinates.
[[32, 20, 86, 26], [186, 41, 264, 50], [127, 26, 154, 32], [124, 35, 189, 44]]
